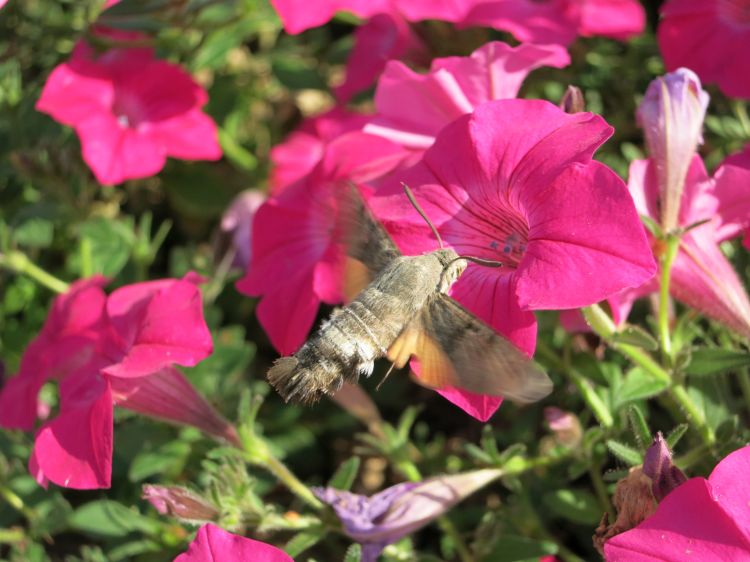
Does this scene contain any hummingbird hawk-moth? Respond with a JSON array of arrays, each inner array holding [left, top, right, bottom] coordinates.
[[267, 184, 553, 405]]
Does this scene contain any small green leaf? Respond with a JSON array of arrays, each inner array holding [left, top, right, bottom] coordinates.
[[607, 439, 643, 466], [686, 348, 750, 376], [344, 543, 362, 562], [327, 457, 360, 491], [627, 404, 652, 448], [616, 368, 669, 407], [542, 489, 602, 525], [482, 535, 557, 562], [68, 500, 159, 539], [665, 424, 688, 449], [611, 325, 658, 351], [72, 218, 135, 278], [284, 530, 326, 557], [12, 218, 53, 248]]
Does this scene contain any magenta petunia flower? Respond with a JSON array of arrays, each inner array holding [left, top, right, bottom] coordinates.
[[605, 445, 750, 561], [237, 131, 407, 355], [365, 40, 570, 152], [314, 469, 501, 562], [658, 0, 750, 99], [463, 0, 645, 45], [369, 99, 656, 420], [269, 107, 369, 193], [174, 523, 292, 562], [0, 274, 236, 489], [36, 41, 221, 185], [627, 154, 750, 337]]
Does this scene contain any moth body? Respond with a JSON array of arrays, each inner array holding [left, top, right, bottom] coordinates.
[[268, 249, 465, 403]]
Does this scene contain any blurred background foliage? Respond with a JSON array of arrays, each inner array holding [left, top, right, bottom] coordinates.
[[1, 0, 750, 561]]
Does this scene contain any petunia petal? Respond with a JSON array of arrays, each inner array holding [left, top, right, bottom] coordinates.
[[707, 445, 750, 544], [174, 523, 293, 562], [32, 372, 113, 489]]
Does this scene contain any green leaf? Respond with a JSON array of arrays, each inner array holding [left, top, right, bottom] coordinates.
[[284, 530, 326, 557], [68, 500, 159, 539], [627, 404, 652, 448], [218, 127, 258, 172], [686, 348, 750, 376], [607, 439, 643, 466], [271, 56, 327, 90], [344, 543, 362, 562], [542, 489, 602, 525], [611, 325, 659, 351], [482, 536, 557, 562], [128, 441, 191, 482], [327, 456, 360, 491], [12, 218, 53, 248], [72, 218, 135, 278], [615, 368, 669, 407], [665, 424, 688, 449]]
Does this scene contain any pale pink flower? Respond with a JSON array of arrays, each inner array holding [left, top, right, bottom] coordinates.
[[370, 99, 656, 420], [174, 523, 292, 562], [365, 40, 570, 152], [142, 485, 220, 522], [464, 0, 645, 45], [605, 445, 750, 561], [237, 132, 407, 354], [658, 0, 750, 99], [637, 68, 710, 232], [627, 154, 750, 337], [36, 41, 221, 185], [0, 275, 236, 489], [270, 108, 369, 192], [221, 190, 267, 269]]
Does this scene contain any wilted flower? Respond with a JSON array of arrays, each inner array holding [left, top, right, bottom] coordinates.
[[0, 274, 236, 489], [605, 445, 750, 561], [642, 432, 686, 502], [370, 99, 656, 420], [36, 40, 221, 185], [143, 485, 220, 522], [658, 0, 750, 99], [220, 190, 266, 269], [464, 0, 645, 45], [314, 469, 502, 562], [174, 523, 292, 562], [237, 131, 407, 355], [637, 68, 709, 232]]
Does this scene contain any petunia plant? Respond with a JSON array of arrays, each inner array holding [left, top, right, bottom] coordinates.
[[2, 0, 750, 561]]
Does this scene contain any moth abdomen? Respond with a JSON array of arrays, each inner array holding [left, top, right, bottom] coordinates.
[[267, 352, 346, 404]]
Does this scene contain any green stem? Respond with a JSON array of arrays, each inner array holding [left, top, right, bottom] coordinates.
[[737, 369, 750, 418], [658, 234, 680, 364], [670, 385, 715, 446], [536, 340, 614, 429], [0, 528, 25, 544], [589, 460, 614, 517], [262, 453, 324, 511], [0, 485, 36, 521], [0, 251, 69, 294]]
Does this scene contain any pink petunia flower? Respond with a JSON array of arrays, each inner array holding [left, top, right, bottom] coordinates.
[[220, 190, 267, 270], [365, 40, 570, 152], [658, 0, 750, 99], [605, 445, 750, 561], [369, 99, 656, 420], [463, 0, 645, 45], [627, 154, 750, 337], [270, 107, 369, 193], [174, 523, 292, 562], [0, 274, 237, 489], [36, 41, 221, 185], [237, 131, 408, 355]]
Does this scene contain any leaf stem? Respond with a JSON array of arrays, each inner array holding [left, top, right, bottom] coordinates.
[[0, 251, 69, 294]]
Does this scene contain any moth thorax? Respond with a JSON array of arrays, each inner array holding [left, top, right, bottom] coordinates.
[[433, 248, 466, 293]]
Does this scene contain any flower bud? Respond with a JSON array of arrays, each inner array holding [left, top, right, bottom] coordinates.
[[142, 485, 220, 522], [637, 68, 709, 232], [642, 432, 687, 502]]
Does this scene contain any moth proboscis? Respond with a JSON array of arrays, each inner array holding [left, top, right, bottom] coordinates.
[[267, 183, 553, 405]]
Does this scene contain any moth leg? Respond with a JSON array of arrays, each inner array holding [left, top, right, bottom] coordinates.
[[376, 362, 398, 391]]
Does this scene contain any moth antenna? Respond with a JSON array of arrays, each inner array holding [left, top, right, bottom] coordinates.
[[402, 183, 444, 249], [376, 362, 398, 391]]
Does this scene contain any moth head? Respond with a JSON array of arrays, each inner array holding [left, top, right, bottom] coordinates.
[[434, 248, 466, 293]]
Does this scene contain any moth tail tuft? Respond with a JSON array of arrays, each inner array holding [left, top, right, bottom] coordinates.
[[267, 356, 334, 404]]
